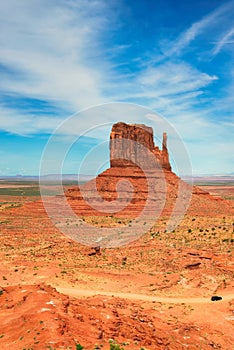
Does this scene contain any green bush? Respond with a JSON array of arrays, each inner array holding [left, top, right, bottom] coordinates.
[[76, 344, 84, 350], [75, 340, 147, 349], [109, 339, 124, 350]]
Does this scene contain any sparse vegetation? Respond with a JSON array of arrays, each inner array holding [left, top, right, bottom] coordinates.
[[76, 344, 84, 350], [0, 187, 41, 197], [74, 342, 147, 350], [0, 179, 233, 349]]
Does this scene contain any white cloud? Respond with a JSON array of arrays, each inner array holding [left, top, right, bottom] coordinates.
[[106, 59, 218, 128], [136, 61, 217, 97], [0, 0, 111, 112], [0, 105, 62, 135], [162, 1, 234, 57], [212, 26, 234, 56]]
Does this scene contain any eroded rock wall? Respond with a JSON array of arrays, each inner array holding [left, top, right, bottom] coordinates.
[[110, 122, 171, 171]]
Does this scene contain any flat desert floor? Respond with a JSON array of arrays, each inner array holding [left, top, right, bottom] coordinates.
[[0, 181, 233, 349]]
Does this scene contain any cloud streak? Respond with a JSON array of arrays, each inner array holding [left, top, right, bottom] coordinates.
[[212, 26, 234, 56], [162, 0, 234, 57]]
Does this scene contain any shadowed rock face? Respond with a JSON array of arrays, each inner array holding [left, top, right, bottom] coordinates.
[[110, 122, 171, 171]]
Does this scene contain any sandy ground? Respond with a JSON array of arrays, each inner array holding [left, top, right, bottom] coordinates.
[[0, 187, 233, 349], [56, 286, 234, 303]]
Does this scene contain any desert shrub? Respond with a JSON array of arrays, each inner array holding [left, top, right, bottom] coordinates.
[[109, 339, 124, 350], [71, 342, 149, 349], [76, 344, 84, 350], [150, 231, 160, 238]]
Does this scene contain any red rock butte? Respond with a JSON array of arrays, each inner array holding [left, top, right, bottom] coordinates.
[[110, 122, 171, 171], [66, 122, 233, 218]]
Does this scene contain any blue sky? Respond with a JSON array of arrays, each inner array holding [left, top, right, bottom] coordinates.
[[0, 0, 233, 175]]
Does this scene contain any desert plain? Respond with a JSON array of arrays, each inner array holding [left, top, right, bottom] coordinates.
[[0, 174, 233, 350]]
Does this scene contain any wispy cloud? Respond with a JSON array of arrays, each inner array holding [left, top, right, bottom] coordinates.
[[212, 26, 234, 56], [0, 105, 63, 135], [0, 0, 112, 113], [162, 1, 234, 57], [135, 61, 217, 97]]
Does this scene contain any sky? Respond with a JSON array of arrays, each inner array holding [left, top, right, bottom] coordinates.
[[0, 0, 234, 176]]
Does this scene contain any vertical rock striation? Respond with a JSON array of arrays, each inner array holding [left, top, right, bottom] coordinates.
[[110, 122, 171, 171]]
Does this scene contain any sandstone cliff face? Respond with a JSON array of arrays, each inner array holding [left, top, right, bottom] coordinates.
[[110, 122, 171, 171]]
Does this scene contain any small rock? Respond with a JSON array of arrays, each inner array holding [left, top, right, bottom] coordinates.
[[185, 262, 201, 269]]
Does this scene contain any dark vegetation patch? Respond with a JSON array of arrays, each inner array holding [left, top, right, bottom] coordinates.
[[0, 187, 41, 196]]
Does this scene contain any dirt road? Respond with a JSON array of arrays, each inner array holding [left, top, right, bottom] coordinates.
[[56, 286, 234, 304]]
